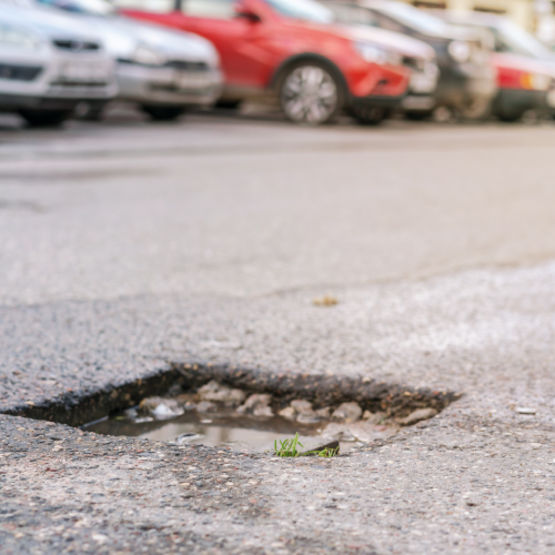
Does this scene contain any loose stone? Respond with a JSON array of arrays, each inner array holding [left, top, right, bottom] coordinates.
[[399, 407, 438, 426], [331, 402, 362, 423]]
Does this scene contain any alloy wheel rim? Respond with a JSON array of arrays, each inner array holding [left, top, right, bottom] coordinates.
[[281, 66, 338, 124]]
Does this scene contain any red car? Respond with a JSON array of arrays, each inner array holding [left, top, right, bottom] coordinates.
[[115, 0, 410, 124]]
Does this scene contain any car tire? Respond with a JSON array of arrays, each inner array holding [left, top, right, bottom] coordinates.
[[349, 105, 390, 126], [140, 105, 185, 121], [19, 109, 72, 128], [496, 108, 525, 123], [279, 62, 343, 125]]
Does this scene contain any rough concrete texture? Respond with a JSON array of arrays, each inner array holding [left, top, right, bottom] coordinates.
[[0, 115, 554, 553]]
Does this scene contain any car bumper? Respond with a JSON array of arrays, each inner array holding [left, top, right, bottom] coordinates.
[[116, 63, 223, 106], [350, 92, 407, 110], [0, 53, 116, 110], [402, 93, 435, 111], [493, 87, 549, 115], [436, 64, 497, 110]]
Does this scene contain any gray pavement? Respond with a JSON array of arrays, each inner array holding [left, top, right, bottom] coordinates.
[[0, 113, 554, 553]]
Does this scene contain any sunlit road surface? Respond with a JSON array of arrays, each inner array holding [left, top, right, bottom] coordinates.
[[1, 112, 555, 305]]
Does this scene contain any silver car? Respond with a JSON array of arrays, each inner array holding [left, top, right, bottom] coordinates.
[[0, 2, 116, 126], [37, 0, 223, 120]]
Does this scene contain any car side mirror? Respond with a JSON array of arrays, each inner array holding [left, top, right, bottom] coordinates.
[[235, 9, 262, 23]]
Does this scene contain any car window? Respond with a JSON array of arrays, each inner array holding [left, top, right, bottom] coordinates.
[[375, 2, 448, 35], [181, 0, 236, 19], [264, 0, 333, 24], [325, 2, 377, 26], [112, 0, 175, 13]]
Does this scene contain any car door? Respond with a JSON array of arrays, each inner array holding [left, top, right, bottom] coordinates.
[[176, 0, 273, 89]]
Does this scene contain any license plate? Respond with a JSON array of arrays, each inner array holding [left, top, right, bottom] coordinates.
[[410, 74, 436, 93], [59, 61, 107, 82], [176, 72, 211, 90]]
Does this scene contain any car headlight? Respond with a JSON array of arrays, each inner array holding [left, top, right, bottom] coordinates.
[[354, 41, 401, 66], [131, 44, 166, 66], [448, 40, 471, 63], [0, 24, 42, 50], [520, 73, 551, 91]]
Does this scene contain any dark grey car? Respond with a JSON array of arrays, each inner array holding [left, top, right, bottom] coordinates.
[[341, 0, 497, 119]]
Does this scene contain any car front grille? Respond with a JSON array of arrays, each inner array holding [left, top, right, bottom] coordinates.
[[0, 64, 43, 82], [52, 39, 100, 52], [402, 57, 425, 72], [164, 60, 209, 71]]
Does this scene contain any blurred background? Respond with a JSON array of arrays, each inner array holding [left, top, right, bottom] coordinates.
[[3, 0, 555, 127]]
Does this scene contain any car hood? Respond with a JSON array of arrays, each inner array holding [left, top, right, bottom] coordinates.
[[341, 24, 436, 59], [78, 14, 219, 61], [0, 4, 103, 43]]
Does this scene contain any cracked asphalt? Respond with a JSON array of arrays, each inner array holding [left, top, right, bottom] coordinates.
[[0, 111, 553, 553]]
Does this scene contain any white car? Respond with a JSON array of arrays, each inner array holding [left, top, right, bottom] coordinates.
[[0, 2, 116, 126], [37, 0, 223, 121]]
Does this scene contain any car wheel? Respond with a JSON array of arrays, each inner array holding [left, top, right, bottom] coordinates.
[[141, 105, 185, 121], [279, 63, 342, 125], [496, 108, 525, 123], [349, 105, 389, 126], [19, 109, 72, 128]]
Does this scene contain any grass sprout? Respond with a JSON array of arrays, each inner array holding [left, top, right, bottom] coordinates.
[[274, 433, 303, 457], [274, 434, 339, 458]]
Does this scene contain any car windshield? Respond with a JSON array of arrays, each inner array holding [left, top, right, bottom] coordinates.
[[264, 0, 333, 24], [495, 19, 552, 59], [39, 0, 115, 14], [374, 1, 448, 35], [324, 2, 377, 26]]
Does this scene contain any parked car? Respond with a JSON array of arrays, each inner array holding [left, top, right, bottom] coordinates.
[[0, 2, 116, 126], [35, 0, 223, 121], [113, 0, 411, 125], [439, 11, 555, 121], [341, 0, 497, 119], [323, 0, 439, 116]]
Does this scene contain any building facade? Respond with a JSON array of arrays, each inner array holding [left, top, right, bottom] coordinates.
[[406, 0, 555, 31]]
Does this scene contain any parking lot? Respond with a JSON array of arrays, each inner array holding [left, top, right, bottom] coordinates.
[[2, 109, 555, 303]]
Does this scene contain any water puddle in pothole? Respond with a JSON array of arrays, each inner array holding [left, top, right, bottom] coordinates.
[[85, 411, 330, 453], [82, 380, 408, 454]]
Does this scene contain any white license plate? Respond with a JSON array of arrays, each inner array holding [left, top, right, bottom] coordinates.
[[60, 61, 107, 82], [410, 74, 436, 93], [176, 72, 211, 89]]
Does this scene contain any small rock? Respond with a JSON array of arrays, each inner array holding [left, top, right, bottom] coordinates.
[[290, 399, 313, 414], [253, 405, 273, 418], [138, 397, 184, 420], [332, 402, 362, 423], [196, 401, 217, 413], [197, 380, 246, 406], [516, 407, 536, 415], [363, 410, 387, 425], [278, 407, 296, 420], [237, 393, 272, 415], [173, 433, 202, 445], [399, 407, 438, 426], [315, 407, 331, 419]]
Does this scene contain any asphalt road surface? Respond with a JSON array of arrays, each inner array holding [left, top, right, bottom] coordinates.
[[0, 112, 553, 553]]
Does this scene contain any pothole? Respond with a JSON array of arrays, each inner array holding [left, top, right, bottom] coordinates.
[[7, 363, 461, 455]]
